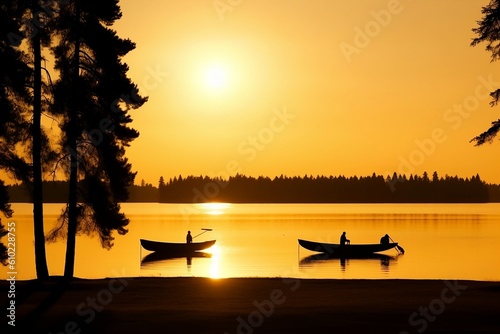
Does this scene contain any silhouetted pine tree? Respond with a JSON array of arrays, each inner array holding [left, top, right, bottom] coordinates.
[[25, 0, 59, 279], [0, 1, 22, 265], [49, 0, 147, 278], [0, 1, 31, 181], [471, 0, 500, 145], [1, 1, 54, 274]]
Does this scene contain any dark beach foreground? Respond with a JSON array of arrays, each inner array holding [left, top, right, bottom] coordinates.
[[2, 277, 499, 334]]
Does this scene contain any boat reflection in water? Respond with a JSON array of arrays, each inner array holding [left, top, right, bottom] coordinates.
[[140, 243, 221, 278], [141, 251, 212, 267], [299, 252, 399, 272]]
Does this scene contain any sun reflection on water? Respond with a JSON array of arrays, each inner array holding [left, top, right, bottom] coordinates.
[[205, 244, 222, 279], [194, 202, 232, 215]]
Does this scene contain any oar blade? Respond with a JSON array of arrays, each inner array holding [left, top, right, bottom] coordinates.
[[388, 235, 405, 254]]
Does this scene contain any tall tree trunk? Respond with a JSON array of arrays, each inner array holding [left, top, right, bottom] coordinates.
[[64, 137, 78, 278], [64, 5, 80, 279], [31, 4, 49, 279]]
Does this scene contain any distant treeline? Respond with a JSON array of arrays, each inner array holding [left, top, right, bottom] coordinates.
[[159, 173, 495, 203], [7, 173, 500, 203]]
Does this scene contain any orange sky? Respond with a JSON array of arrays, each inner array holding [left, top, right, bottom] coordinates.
[[8, 0, 500, 186], [114, 0, 500, 185]]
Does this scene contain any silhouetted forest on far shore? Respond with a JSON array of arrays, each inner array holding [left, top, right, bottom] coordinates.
[[158, 173, 495, 203], [7, 172, 500, 203]]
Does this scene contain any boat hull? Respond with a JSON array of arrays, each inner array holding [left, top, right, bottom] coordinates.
[[140, 239, 216, 254], [298, 239, 398, 256]]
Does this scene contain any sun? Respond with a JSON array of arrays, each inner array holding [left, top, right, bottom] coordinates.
[[204, 66, 228, 90]]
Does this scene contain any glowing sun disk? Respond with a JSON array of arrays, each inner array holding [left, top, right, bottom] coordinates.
[[205, 66, 228, 89]]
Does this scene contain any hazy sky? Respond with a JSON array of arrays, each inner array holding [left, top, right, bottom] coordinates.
[[76, 1, 500, 184]]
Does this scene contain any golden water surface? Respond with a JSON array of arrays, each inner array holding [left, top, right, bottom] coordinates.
[[2, 202, 500, 281]]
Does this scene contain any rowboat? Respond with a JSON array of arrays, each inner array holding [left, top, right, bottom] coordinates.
[[140, 239, 216, 254], [298, 239, 400, 256]]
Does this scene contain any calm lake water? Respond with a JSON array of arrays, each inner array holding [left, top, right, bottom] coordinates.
[[3, 202, 500, 281]]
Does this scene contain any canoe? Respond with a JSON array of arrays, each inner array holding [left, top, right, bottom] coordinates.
[[140, 239, 216, 254], [298, 239, 399, 256]]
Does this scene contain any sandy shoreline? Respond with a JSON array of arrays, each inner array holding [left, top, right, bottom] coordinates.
[[2, 277, 499, 333]]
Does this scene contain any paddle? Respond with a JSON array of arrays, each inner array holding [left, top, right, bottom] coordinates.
[[388, 235, 405, 254], [193, 228, 213, 239]]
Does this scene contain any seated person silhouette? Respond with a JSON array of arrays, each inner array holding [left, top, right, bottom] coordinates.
[[380, 234, 390, 244], [340, 231, 350, 245]]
